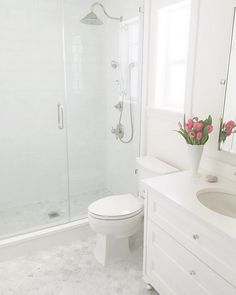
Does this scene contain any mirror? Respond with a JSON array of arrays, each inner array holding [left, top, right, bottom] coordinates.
[[219, 9, 236, 153]]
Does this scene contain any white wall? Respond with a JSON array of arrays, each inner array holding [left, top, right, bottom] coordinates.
[[104, 0, 143, 195], [144, 0, 236, 170], [144, 0, 191, 170]]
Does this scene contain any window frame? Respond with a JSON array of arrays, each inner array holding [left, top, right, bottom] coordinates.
[[146, 0, 200, 117]]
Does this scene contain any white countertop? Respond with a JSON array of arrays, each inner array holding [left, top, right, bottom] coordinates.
[[143, 171, 236, 240]]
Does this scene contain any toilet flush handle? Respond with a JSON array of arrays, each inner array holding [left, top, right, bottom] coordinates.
[[139, 189, 147, 200]]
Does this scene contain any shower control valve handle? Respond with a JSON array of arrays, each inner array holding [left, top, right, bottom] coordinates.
[[114, 102, 123, 112], [111, 127, 118, 140], [111, 124, 124, 140]]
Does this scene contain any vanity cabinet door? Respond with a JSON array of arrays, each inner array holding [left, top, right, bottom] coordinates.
[[146, 221, 236, 295], [148, 189, 236, 287]]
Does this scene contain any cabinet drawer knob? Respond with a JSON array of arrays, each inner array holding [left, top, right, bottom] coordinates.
[[193, 234, 199, 240], [189, 270, 196, 276]]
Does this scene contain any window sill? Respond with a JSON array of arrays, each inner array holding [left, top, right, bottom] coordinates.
[[145, 106, 184, 120]]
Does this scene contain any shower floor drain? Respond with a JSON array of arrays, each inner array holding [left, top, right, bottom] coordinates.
[[48, 211, 60, 219]]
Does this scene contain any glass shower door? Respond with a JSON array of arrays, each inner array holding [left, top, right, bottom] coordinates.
[[0, 0, 69, 239]]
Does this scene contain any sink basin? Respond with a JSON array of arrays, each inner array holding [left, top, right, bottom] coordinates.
[[197, 189, 236, 218]]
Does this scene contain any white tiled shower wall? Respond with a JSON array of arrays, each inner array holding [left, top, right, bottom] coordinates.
[[104, 0, 143, 196], [65, 0, 143, 218], [0, 0, 143, 234]]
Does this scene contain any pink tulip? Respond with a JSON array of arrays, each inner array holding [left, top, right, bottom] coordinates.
[[196, 131, 203, 140], [185, 119, 193, 132], [193, 122, 204, 132], [225, 120, 235, 133], [187, 119, 193, 128], [189, 131, 196, 139], [185, 124, 190, 132], [178, 122, 183, 129], [207, 125, 213, 134], [185, 124, 191, 132]]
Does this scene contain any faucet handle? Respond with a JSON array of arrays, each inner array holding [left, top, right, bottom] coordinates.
[[114, 102, 123, 112], [111, 124, 124, 140]]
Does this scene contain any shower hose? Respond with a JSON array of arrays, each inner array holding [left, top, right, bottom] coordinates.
[[118, 63, 135, 144]]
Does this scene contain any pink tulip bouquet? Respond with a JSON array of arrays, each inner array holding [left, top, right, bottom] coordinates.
[[177, 115, 213, 145], [219, 120, 236, 143]]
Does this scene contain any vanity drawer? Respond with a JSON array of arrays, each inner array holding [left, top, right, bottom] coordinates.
[[147, 189, 236, 287], [146, 221, 236, 295]]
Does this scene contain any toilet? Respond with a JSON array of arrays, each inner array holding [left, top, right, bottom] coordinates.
[[88, 156, 178, 266]]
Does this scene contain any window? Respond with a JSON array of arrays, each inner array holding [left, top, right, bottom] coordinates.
[[155, 0, 191, 112]]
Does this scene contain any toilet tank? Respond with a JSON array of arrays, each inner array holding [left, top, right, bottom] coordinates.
[[136, 156, 178, 198]]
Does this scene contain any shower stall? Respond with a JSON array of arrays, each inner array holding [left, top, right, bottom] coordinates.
[[0, 0, 143, 240]]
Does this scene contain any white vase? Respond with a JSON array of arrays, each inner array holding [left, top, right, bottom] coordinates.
[[188, 145, 204, 176]]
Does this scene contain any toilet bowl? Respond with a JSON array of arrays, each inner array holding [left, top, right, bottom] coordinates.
[[88, 157, 178, 266], [88, 194, 143, 266]]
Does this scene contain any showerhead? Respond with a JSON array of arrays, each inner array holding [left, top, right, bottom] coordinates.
[[80, 2, 122, 26], [80, 11, 103, 26]]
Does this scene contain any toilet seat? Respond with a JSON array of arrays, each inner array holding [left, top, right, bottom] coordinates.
[[89, 208, 143, 221], [88, 194, 143, 221]]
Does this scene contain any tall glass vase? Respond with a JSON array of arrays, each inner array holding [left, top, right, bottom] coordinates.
[[188, 145, 204, 176]]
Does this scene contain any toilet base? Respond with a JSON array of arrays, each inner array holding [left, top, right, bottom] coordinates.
[[94, 233, 130, 266]]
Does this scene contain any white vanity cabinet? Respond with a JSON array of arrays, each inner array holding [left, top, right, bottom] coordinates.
[[143, 174, 236, 295]]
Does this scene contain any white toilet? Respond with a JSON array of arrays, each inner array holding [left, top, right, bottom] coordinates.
[[88, 156, 178, 266]]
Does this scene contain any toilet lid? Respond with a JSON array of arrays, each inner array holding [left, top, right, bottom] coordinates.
[[88, 194, 143, 219]]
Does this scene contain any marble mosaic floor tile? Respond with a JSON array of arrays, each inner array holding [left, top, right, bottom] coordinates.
[[0, 235, 157, 295]]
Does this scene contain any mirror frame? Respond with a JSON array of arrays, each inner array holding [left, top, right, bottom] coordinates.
[[218, 7, 236, 152]]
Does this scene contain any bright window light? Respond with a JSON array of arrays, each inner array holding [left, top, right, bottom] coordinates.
[[155, 0, 191, 112]]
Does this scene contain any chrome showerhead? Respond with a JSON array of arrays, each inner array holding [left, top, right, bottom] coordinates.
[[80, 11, 103, 25], [80, 2, 122, 26]]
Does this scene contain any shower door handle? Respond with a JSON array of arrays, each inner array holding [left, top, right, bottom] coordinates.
[[57, 104, 64, 130]]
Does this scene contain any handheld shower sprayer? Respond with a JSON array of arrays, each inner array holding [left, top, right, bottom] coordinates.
[[111, 62, 138, 144]]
